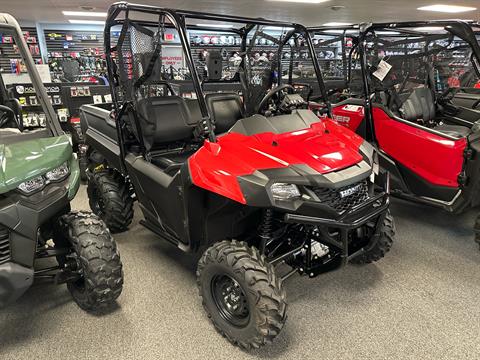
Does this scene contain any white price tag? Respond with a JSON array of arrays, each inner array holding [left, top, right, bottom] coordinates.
[[372, 60, 392, 81], [343, 105, 362, 112], [93, 95, 103, 104]]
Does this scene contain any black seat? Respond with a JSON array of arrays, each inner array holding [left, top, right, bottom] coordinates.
[[400, 87, 437, 123], [137, 96, 196, 150], [136, 96, 199, 173], [205, 93, 244, 134], [150, 151, 194, 175], [433, 124, 470, 139], [399, 87, 469, 138]]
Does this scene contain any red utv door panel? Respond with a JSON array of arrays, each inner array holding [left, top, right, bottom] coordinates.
[[372, 107, 466, 187], [331, 104, 365, 132]]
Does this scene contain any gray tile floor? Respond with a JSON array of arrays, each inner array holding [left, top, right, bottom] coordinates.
[[0, 185, 479, 360]]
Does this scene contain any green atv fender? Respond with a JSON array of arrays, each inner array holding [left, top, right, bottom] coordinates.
[[0, 134, 80, 199]]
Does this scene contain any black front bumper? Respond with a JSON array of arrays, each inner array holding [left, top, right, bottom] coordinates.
[[0, 184, 71, 307], [0, 262, 34, 308], [281, 190, 390, 277]]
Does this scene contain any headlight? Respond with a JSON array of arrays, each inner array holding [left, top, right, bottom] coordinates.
[[17, 176, 45, 194], [270, 183, 301, 200], [45, 162, 69, 181], [17, 162, 70, 195]]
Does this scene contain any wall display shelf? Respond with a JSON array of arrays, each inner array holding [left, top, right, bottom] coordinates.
[[0, 27, 42, 74]]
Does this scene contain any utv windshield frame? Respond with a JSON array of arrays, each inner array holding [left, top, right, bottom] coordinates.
[[104, 1, 331, 168]]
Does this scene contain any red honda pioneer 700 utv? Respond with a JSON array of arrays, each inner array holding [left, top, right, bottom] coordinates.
[[80, 2, 395, 349], [310, 21, 480, 248]]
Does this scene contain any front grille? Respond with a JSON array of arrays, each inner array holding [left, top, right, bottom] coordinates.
[[0, 225, 10, 265], [310, 180, 369, 213]]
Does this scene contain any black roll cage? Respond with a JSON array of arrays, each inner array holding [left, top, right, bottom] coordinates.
[[105, 2, 331, 172], [309, 20, 480, 144]]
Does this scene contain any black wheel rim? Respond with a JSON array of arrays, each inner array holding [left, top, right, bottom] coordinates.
[[211, 274, 250, 328]]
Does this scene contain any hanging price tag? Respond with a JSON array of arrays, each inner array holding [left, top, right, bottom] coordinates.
[[372, 60, 392, 81]]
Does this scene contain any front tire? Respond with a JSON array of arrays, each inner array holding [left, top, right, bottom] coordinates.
[[87, 169, 134, 233], [350, 211, 395, 265], [197, 240, 287, 350], [55, 211, 123, 311]]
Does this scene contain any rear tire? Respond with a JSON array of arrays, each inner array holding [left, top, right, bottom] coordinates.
[[87, 169, 134, 233], [197, 240, 287, 350], [350, 211, 395, 265], [55, 211, 123, 311]]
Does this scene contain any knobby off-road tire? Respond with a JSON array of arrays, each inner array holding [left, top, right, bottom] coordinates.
[[55, 211, 123, 311], [350, 211, 395, 265], [197, 240, 287, 350], [87, 169, 133, 233]]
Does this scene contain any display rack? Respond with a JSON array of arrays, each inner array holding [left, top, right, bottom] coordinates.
[[44, 29, 108, 81], [0, 27, 42, 74]]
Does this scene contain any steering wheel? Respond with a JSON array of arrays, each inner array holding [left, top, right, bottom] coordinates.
[[0, 105, 20, 129], [257, 84, 296, 115]]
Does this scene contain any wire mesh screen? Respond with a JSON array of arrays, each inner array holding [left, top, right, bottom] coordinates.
[[364, 32, 478, 96], [114, 22, 188, 103]]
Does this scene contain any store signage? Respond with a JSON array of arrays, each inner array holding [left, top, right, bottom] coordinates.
[[164, 33, 175, 42], [161, 46, 184, 69]]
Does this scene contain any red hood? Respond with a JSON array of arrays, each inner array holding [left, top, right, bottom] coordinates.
[[189, 119, 365, 204]]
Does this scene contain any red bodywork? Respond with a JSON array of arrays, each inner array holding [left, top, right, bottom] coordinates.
[[372, 108, 466, 187], [189, 119, 364, 204], [331, 105, 467, 188], [331, 104, 365, 132]]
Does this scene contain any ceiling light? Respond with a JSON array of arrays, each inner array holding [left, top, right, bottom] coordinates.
[[413, 26, 445, 31], [267, 0, 331, 4], [323, 22, 352, 26], [195, 24, 234, 28], [68, 19, 105, 25], [324, 29, 357, 34], [417, 4, 476, 13], [62, 11, 107, 17], [264, 26, 295, 30], [375, 31, 401, 35]]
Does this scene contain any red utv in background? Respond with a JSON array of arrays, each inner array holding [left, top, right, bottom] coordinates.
[[80, 2, 395, 349], [310, 21, 480, 248]]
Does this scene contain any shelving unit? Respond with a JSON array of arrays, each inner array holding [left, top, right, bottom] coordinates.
[[43, 29, 107, 81], [188, 31, 345, 83], [0, 27, 42, 74]]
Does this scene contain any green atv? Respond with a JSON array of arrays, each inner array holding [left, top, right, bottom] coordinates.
[[0, 14, 123, 311]]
